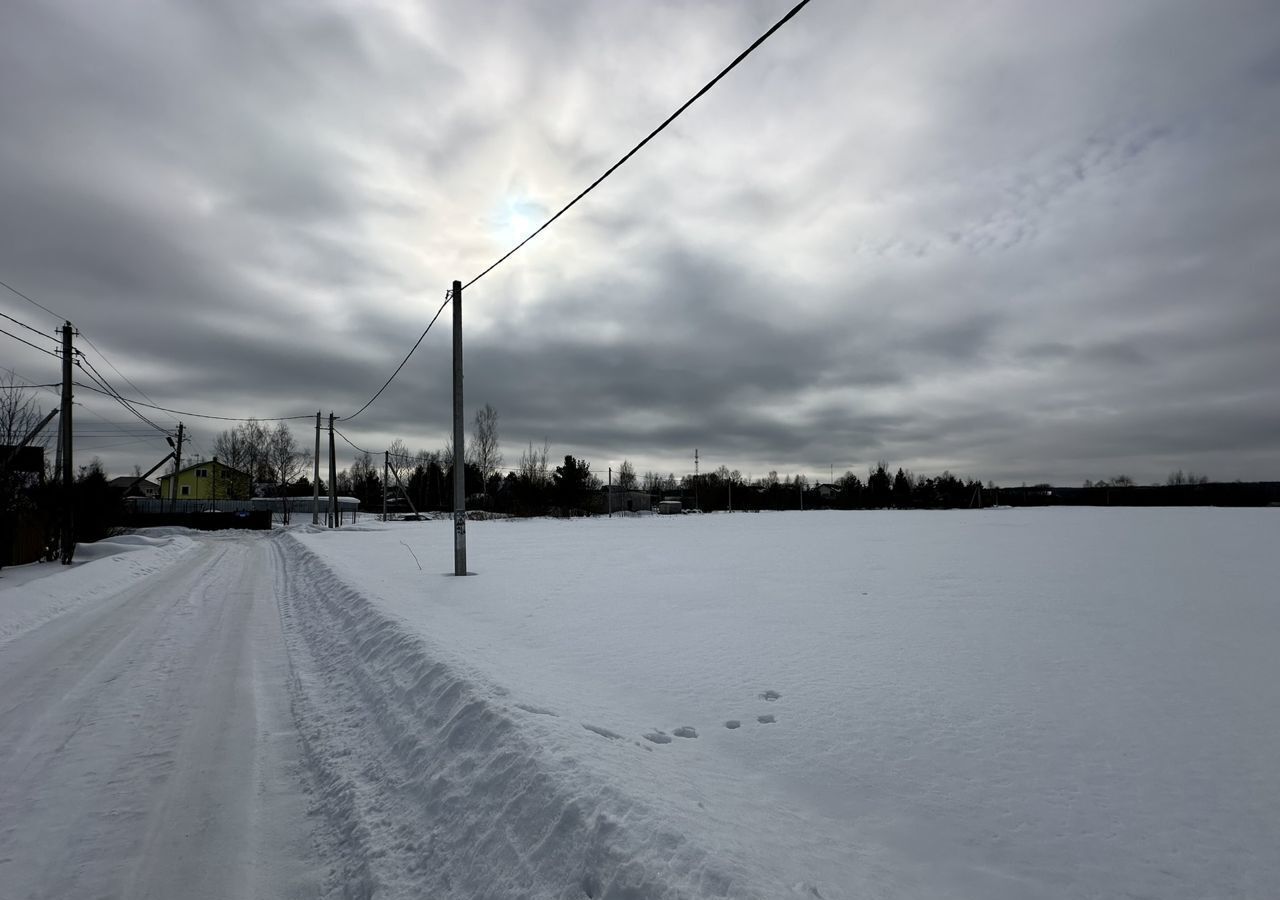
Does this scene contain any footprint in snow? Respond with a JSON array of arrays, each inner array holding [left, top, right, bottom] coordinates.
[[672, 726, 698, 739], [724, 720, 741, 730], [643, 731, 673, 744], [514, 703, 559, 717], [582, 723, 623, 740], [757, 714, 776, 724], [760, 690, 781, 701]]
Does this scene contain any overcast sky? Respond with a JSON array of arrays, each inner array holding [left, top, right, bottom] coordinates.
[[2, 0, 1278, 485]]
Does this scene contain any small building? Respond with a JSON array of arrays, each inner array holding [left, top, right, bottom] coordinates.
[[658, 499, 682, 515], [157, 459, 251, 501], [108, 476, 161, 499], [601, 485, 652, 513]]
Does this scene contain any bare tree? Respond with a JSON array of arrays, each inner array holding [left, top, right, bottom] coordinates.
[[470, 403, 502, 486], [386, 438, 411, 487], [1, 376, 49, 517], [1, 374, 48, 451], [213, 419, 272, 496], [267, 422, 307, 523], [518, 439, 551, 487], [617, 459, 637, 490]]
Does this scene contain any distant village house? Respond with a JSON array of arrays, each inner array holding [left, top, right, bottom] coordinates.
[[157, 459, 251, 501]]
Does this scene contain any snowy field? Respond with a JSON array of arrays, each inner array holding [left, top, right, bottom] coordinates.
[[1, 509, 1274, 899], [289, 507, 1279, 899]]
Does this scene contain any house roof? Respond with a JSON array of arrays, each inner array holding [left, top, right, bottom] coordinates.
[[161, 459, 250, 479], [108, 476, 159, 490]]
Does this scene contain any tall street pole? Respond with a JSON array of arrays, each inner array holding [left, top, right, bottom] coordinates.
[[452, 280, 467, 575], [312, 411, 321, 524], [59, 322, 74, 564], [383, 450, 389, 522], [328, 413, 338, 528]]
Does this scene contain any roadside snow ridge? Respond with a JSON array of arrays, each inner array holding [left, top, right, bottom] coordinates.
[[278, 534, 791, 899]]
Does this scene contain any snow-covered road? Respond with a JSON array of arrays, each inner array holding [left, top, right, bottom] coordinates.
[[0, 533, 320, 900]]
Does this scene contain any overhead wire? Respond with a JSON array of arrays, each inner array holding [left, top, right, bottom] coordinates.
[[345, 0, 814, 421], [75, 355, 168, 431], [72, 380, 312, 423], [341, 291, 451, 423], [0, 308, 52, 340], [6, 0, 817, 430], [462, 0, 812, 291], [73, 358, 171, 435], [0, 325, 59, 358], [1, 363, 160, 450], [77, 332, 173, 424], [0, 277, 63, 321], [333, 427, 375, 457]]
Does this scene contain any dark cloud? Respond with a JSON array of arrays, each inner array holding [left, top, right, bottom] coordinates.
[[1, 0, 1277, 484]]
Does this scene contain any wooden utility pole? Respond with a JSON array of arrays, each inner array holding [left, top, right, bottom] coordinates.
[[59, 322, 74, 564], [328, 413, 337, 528], [169, 422, 184, 511], [312, 411, 321, 525], [452, 280, 467, 575], [608, 466, 612, 518], [383, 450, 389, 522]]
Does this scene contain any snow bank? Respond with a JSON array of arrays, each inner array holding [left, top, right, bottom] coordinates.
[[290, 509, 1280, 899], [278, 533, 808, 899], [0, 531, 197, 643]]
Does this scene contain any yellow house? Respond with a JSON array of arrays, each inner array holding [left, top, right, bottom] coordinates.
[[158, 459, 251, 501]]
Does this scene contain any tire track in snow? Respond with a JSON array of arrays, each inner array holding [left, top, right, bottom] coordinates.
[[275, 532, 768, 900]]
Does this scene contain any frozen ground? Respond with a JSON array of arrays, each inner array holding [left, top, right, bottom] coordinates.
[[0, 530, 320, 900], [291, 508, 1279, 899], [0, 531, 197, 641], [1, 509, 1275, 899]]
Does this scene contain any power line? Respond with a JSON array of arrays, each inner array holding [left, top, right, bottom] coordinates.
[[341, 291, 451, 423], [0, 308, 51, 340], [461, 0, 813, 292], [0, 277, 63, 321], [72, 380, 312, 423], [333, 427, 375, 457], [349, 0, 814, 420], [73, 359, 171, 435], [77, 332, 172, 423], [0, 325, 59, 358]]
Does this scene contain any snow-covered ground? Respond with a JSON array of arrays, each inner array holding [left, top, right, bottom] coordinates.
[[0, 530, 197, 643], [0, 530, 320, 900], [2, 509, 1275, 899], [290, 508, 1279, 899]]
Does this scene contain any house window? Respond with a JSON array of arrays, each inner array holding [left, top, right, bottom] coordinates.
[[196, 468, 209, 478], [181, 485, 190, 496]]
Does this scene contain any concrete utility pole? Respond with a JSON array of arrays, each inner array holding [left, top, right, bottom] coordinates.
[[452, 280, 467, 575], [383, 450, 389, 522], [332, 414, 343, 532], [58, 322, 75, 564], [312, 411, 321, 525]]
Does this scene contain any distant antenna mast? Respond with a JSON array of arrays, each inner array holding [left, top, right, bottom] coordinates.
[[694, 449, 700, 511]]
